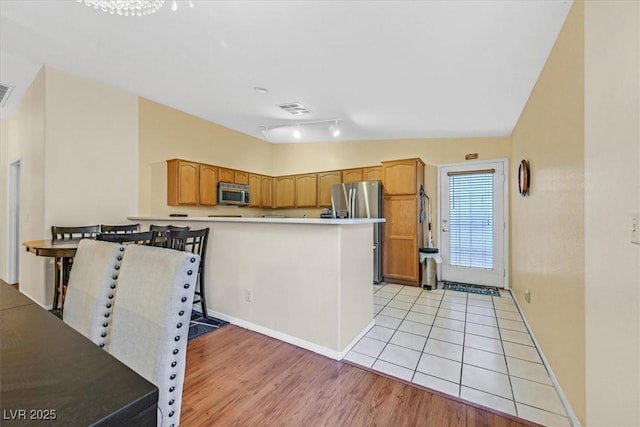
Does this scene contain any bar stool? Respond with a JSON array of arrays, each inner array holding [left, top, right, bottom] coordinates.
[[100, 224, 139, 233], [149, 225, 190, 247], [97, 230, 157, 246], [51, 225, 100, 310], [165, 228, 209, 318]]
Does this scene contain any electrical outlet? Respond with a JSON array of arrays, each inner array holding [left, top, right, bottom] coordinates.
[[245, 288, 252, 302], [524, 289, 531, 303], [632, 213, 640, 245]]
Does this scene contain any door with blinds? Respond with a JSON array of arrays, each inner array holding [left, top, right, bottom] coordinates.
[[439, 160, 507, 287]]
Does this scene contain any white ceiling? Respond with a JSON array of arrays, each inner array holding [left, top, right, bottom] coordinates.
[[0, 0, 573, 143]]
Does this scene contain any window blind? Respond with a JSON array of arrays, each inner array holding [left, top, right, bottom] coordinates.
[[448, 172, 494, 269]]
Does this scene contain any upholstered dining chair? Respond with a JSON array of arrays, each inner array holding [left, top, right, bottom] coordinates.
[[107, 245, 200, 427], [51, 225, 100, 310], [62, 239, 124, 347], [100, 224, 140, 234], [165, 228, 209, 319], [96, 230, 157, 246]]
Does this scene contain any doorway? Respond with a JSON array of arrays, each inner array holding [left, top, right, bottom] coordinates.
[[438, 159, 508, 288], [8, 159, 21, 284]]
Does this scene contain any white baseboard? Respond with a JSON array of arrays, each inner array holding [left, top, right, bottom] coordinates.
[[509, 290, 582, 427], [207, 309, 374, 361]]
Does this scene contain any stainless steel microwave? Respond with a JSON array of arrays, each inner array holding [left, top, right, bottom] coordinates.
[[218, 182, 250, 205]]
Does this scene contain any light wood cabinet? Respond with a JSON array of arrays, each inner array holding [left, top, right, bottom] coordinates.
[[317, 171, 342, 207], [383, 195, 422, 284], [167, 159, 199, 205], [198, 164, 218, 206], [295, 174, 318, 207], [248, 174, 262, 207], [382, 158, 425, 195], [342, 168, 363, 183], [261, 176, 273, 208], [234, 171, 249, 185], [218, 168, 234, 183], [363, 166, 382, 181], [381, 158, 425, 286], [167, 159, 218, 206], [275, 176, 295, 208]]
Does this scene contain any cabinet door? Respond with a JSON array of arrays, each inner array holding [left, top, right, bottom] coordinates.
[[218, 168, 234, 183], [382, 159, 424, 195], [342, 168, 363, 183], [199, 164, 218, 206], [235, 171, 249, 185], [295, 174, 317, 207], [248, 174, 262, 207], [363, 166, 382, 181], [167, 159, 199, 206], [317, 171, 342, 207], [261, 176, 273, 208], [383, 195, 420, 284], [275, 176, 295, 208]]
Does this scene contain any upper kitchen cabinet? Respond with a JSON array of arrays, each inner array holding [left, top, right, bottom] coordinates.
[[167, 159, 217, 206], [218, 168, 234, 183], [382, 158, 425, 195], [198, 164, 218, 206], [342, 168, 363, 183], [317, 171, 342, 207], [248, 174, 262, 208], [274, 176, 295, 208], [167, 159, 198, 205], [261, 176, 273, 208], [363, 166, 383, 181], [295, 173, 317, 208], [234, 170, 249, 185]]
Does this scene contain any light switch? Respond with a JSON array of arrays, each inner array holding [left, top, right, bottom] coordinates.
[[632, 212, 640, 245]]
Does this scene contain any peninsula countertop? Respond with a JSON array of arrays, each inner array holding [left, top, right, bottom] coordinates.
[[128, 216, 385, 225]]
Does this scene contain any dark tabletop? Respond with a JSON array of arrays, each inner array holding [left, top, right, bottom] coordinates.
[[0, 284, 158, 426]]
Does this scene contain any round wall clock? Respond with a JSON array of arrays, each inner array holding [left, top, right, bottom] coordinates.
[[518, 159, 530, 196]]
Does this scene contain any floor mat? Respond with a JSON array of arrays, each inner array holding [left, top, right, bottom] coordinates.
[[188, 311, 228, 341], [441, 281, 501, 296]]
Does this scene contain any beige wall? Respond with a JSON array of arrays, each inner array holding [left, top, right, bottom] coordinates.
[[138, 99, 273, 217], [0, 67, 139, 305], [584, 1, 640, 425], [6, 68, 47, 302], [44, 67, 139, 226], [0, 119, 8, 281], [138, 100, 510, 221], [271, 137, 510, 176], [510, 1, 585, 423]]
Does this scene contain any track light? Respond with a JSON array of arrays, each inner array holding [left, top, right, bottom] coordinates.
[[329, 120, 341, 137], [259, 119, 342, 142], [171, 0, 177, 11]]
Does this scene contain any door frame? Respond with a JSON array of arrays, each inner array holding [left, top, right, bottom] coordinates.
[[436, 158, 510, 289], [7, 159, 21, 285]]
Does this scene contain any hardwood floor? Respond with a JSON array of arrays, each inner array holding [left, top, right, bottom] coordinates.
[[182, 325, 536, 426]]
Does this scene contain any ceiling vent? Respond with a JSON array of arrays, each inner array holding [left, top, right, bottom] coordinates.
[[278, 102, 312, 115], [0, 84, 14, 107]]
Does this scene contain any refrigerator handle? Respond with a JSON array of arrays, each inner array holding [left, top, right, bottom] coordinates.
[[347, 188, 353, 218]]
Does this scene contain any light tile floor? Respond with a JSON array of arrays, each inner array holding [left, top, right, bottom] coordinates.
[[344, 283, 572, 427]]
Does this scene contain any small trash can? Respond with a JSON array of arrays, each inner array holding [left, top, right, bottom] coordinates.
[[419, 248, 440, 290]]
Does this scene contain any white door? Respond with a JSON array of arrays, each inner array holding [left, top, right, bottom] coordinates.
[[439, 160, 507, 287]]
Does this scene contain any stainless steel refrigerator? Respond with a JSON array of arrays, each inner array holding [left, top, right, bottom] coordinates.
[[331, 181, 383, 283]]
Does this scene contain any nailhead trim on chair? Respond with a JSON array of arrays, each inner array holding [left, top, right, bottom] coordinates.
[[98, 246, 124, 349]]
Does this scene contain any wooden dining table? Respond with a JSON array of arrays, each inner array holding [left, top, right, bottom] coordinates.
[[22, 239, 84, 309], [0, 283, 158, 426]]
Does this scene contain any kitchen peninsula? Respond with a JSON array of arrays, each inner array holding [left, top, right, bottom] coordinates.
[[129, 216, 384, 359]]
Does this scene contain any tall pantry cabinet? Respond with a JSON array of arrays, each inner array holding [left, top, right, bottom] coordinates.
[[382, 158, 425, 286]]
